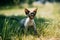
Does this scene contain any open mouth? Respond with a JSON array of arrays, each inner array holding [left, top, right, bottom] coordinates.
[[30, 16, 34, 19]]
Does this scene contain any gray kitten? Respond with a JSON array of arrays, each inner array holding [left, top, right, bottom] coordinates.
[[20, 8, 37, 34]]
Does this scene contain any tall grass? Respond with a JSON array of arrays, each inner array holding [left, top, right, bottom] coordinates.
[[0, 3, 60, 40]]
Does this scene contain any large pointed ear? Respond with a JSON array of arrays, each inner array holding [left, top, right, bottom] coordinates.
[[33, 8, 37, 13], [25, 8, 30, 15]]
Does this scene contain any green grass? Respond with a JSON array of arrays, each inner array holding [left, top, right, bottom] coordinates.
[[0, 3, 60, 40]]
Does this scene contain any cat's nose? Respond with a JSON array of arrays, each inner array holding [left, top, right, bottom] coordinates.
[[31, 14, 34, 16], [31, 14, 33, 16]]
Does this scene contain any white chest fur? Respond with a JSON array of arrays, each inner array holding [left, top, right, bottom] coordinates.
[[24, 18, 34, 27]]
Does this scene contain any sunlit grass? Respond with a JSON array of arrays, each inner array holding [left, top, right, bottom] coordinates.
[[0, 3, 60, 40]]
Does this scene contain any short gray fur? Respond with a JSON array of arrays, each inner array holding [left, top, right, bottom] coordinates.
[[20, 18, 26, 28]]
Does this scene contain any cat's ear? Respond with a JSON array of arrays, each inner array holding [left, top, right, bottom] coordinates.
[[33, 8, 37, 13], [25, 8, 30, 15]]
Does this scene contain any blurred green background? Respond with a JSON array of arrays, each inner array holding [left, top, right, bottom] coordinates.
[[0, 0, 60, 40], [0, 0, 60, 9]]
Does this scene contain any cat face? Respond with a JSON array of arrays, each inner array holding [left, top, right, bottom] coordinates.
[[25, 8, 37, 19]]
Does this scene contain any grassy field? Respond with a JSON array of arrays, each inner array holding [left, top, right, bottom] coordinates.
[[0, 3, 60, 40]]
